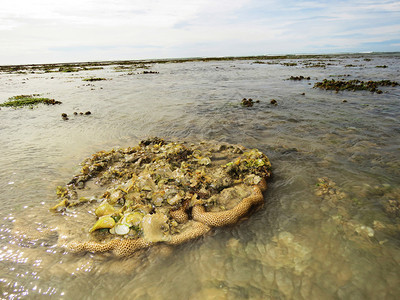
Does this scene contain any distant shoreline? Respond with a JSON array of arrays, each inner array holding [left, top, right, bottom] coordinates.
[[1, 52, 399, 69]]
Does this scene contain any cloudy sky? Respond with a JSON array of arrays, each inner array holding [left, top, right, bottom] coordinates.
[[1, 0, 399, 65]]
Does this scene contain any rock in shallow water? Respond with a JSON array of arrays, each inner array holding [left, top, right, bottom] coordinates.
[[49, 137, 272, 256]]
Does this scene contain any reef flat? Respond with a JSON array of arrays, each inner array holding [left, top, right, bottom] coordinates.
[[1, 52, 400, 299]]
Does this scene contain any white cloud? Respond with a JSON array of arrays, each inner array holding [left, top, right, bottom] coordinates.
[[1, 0, 251, 27], [0, 0, 399, 64]]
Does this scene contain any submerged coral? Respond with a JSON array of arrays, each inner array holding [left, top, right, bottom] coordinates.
[[51, 138, 271, 257]]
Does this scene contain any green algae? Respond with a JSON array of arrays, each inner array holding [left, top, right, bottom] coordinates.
[[58, 66, 81, 72], [282, 62, 298, 66], [314, 79, 399, 93], [83, 77, 107, 82], [0, 53, 394, 76], [0, 54, 371, 74], [304, 62, 326, 68], [0, 63, 104, 74], [114, 65, 133, 72], [0, 95, 62, 108], [50, 138, 271, 238]]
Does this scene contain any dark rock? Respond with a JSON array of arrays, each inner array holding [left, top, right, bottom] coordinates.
[[142, 70, 159, 74], [241, 98, 254, 107], [289, 76, 311, 81]]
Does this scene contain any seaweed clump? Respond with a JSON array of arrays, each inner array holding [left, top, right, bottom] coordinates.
[[0, 95, 62, 108], [282, 62, 298, 66], [51, 138, 272, 256], [288, 76, 310, 81], [83, 77, 107, 82], [142, 70, 159, 74], [314, 79, 399, 94]]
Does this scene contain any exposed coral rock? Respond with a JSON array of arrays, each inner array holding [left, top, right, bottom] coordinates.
[[50, 138, 271, 257]]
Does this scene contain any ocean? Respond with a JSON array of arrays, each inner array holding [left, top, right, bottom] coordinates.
[[0, 53, 399, 299]]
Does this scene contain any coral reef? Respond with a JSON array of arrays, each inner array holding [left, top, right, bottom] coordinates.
[[51, 138, 271, 257]]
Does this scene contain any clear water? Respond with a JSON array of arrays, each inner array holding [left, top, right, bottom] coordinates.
[[1, 54, 400, 299]]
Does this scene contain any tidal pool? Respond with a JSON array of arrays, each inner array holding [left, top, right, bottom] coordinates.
[[0, 54, 400, 299]]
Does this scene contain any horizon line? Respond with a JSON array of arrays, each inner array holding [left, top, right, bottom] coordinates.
[[1, 51, 399, 68]]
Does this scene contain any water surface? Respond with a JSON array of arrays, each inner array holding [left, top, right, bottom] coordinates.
[[1, 54, 400, 299]]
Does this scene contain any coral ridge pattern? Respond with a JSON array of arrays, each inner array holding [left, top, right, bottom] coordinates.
[[51, 138, 271, 257]]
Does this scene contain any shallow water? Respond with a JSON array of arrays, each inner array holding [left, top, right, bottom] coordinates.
[[1, 54, 400, 299]]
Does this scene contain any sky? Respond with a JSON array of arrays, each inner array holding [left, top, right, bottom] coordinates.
[[1, 0, 399, 65]]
